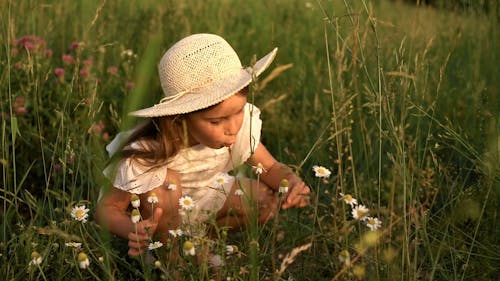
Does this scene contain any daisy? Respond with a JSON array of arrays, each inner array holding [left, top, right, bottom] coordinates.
[[148, 241, 163, 250], [339, 193, 358, 207], [183, 240, 196, 256], [253, 163, 266, 175], [226, 245, 238, 255], [65, 242, 82, 248], [365, 217, 382, 231], [147, 192, 158, 204], [77, 252, 90, 269], [312, 165, 331, 178], [214, 173, 230, 188], [169, 228, 184, 237], [29, 251, 42, 266], [234, 189, 244, 196], [131, 209, 141, 223], [351, 204, 369, 220], [167, 181, 177, 190], [130, 194, 140, 208], [71, 205, 89, 223], [279, 179, 289, 194], [179, 196, 195, 210]]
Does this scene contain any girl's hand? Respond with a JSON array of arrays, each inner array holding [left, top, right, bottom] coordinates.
[[282, 175, 311, 209], [127, 208, 163, 256]]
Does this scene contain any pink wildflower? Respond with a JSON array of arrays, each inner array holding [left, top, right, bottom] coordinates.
[[79, 69, 89, 78], [62, 54, 74, 64], [126, 82, 135, 89], [82, 59, 93, 68], [107, 66, 118, 75], [54, 68, 65, 77], [24, 42, 35, 51], [70, 41, 80, 50]]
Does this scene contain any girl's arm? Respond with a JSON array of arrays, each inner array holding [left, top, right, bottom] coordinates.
[[95, 187, 162, 256], [95, 188, 136, 239], [249, 143, 310, 209]]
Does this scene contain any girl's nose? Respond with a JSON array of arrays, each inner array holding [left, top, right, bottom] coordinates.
[[224, 118, 239, 136]]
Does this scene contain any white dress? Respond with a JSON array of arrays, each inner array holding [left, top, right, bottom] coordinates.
[[103, 103, 262, 223]]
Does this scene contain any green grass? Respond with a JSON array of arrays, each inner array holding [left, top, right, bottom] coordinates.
[[1, 0, 499, 280]]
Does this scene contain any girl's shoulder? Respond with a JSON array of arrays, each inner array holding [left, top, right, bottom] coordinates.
[[111, 156, 168, 194]]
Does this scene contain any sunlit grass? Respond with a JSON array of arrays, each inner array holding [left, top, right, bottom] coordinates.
[[1, 0, 498, 280]]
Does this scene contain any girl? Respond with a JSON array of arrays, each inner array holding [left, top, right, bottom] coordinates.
[[95, 33, 310, 257]]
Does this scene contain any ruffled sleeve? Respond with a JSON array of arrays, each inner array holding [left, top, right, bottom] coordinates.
[[230, 103, 262, 166], [111, 157, 167, 194]]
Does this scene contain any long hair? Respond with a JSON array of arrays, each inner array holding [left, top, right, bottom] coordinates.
[[121, 115, 186, 166]]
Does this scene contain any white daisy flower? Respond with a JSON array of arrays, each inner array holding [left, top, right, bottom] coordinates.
[[168, 228, 184, 237], [339, 193, 358, 207], [312, 165, 331, 178], [234, 189, 244, 196], [279, 179, 289, 194], [226, 245, 238, 255], [351, 204, 369, 220], [183, 240, 196, 256], [365, 217, 382, 231], [71, 205, 89, 223], [253, 163, 266, 175], [167, 181, 177, 190], [131, 209, 141, 223], [179, 196, 195, 210], [209, 254, 224, 267], [65, 242, 82, 248], [148, 241, 163, 250], [77, 252, 90, 269], [29, 251, 42, 266], [214, 173, 230, 188], [147, 192, 158, 204], [130, 194, 140, 208]]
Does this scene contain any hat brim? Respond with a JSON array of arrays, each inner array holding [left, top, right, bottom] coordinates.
[[130, 47, 278, 117]]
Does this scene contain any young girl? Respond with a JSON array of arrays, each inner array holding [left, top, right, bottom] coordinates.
[[95, 33, 310, 257]]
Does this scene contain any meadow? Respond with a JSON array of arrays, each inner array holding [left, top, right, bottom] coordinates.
[[1, 0, 499, 280]]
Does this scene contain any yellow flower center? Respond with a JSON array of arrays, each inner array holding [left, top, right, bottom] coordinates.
[[183, 241, 193, 250], [77, 252, 88, 262], [368, 218, 376, 225], [183, 199, 192, 206], [356, 209, 367, 218], [75, 209, 84, 218], [345, 194, 352, 202]]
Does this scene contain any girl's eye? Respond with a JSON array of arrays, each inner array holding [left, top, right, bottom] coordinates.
[[209, 120, 221, 125]]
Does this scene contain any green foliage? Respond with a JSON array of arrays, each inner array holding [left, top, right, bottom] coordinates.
[[1, 0, 499, 280]]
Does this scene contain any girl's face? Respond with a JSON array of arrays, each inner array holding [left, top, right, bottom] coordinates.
[[185, 92, 247, 149]]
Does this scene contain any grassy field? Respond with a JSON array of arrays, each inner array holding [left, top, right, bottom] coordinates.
[[1, 0, 499, 280]]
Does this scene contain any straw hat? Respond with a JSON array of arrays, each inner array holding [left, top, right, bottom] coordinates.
[[130, 33, 278, 117]]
